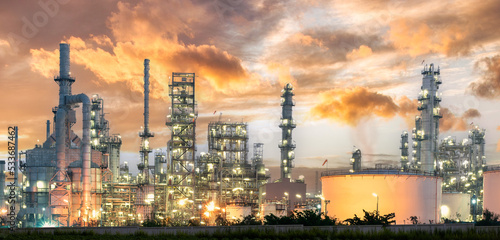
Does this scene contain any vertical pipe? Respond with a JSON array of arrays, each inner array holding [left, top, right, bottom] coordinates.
[[46, 120, 51, 140], [59, 43, 70, 79], [66, 94, 91, 215], [55, 109, 67, 181], [144, 59, 150, 133]]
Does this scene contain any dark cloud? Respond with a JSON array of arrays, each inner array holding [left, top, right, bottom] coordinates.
[[469, 55, 500, 99]]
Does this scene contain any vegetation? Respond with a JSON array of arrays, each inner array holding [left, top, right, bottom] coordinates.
[[3, 228, 500, 240], [476, 209, 500, 226], [263, 210, 338, 226], [343, 210, 395, 226]]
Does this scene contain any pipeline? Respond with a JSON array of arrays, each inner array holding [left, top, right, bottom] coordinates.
[[66, 94, 91, 214], [55, 108, 67, 181]]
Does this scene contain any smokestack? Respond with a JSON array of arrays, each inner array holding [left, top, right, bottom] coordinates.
[[144, 59, 150, 133], [59, 43, 70, 79], [139, 59, 153, 184], [46, 120, 50, 140]]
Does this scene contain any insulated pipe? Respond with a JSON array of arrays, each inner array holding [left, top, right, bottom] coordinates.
[[66, 94, 91, 213], [55, 108, 67, 181]]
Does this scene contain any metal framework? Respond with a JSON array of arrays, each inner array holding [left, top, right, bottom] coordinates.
[[166, 72, 197, 223], [437, 127, 486, 218], [90, 95, 122, 183]]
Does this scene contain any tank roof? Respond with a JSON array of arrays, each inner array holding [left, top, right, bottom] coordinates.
[[321, 169, 436, 177]]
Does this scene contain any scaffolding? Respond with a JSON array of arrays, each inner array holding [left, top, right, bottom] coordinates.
[[437, 127, 486, 218], [166, 72, 197, 223], [90, 95, 122, 183], [204, 122, 268, 216]]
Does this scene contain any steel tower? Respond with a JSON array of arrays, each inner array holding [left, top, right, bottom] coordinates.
[[139, 59, 154, 184], [412, 64, 442, 173], [166, 72, 197, 223], [279, 83, 296, 179]]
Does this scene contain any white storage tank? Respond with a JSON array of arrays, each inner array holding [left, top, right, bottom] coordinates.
[[483, 168, 500, 214], [260, 203, 287, 219], [321, 170, 442, 224], [226, 205, 251, 221], [441, 192, 470, 221]]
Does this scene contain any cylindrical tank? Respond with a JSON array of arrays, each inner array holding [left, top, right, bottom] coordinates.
[[321, 171, 442, 224], [226, 205, 251, 221], [260, 203, 286, 218], [441, 192, 470, 221], [483, 169, 500, 214]]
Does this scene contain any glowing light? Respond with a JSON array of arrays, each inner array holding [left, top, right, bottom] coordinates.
[[441, 205, 450, 217], [207, 201, 215, 211], [204, 211, 210, 217], [372, 193, 378, 197], [42, 222, 55, 228]]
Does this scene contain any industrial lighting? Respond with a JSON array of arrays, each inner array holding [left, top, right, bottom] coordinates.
[[206, 201, 215, 211], [372, 193, 379, 213]]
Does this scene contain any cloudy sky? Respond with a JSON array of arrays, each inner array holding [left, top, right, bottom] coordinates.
[[1, 0, 500, 178]]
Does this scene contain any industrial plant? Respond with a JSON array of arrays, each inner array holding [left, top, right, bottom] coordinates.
[[2, 43, 500, 228], [321, 64, 494, 224]]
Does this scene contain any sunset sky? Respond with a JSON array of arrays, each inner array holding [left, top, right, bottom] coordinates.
[[1, 0, 500, 178]]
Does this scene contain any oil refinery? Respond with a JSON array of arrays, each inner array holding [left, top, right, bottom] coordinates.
[[1, 43, 500, 228]]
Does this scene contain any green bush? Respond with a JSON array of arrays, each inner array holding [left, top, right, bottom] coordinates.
[[343, 209, 395, 226]]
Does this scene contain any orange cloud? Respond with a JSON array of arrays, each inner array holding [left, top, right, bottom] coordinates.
[[310, 87, 399, 126], [387, 0, 500, 57], [266, 62, 297, 86], [440, 108, 480, 132], [29, 2, 261, 101], [311, 87, 481, 130], [497, 126, 500, 151], [290, 33, 325, 48], [346, 45, 373, 60], [396, 95, 418, 127], [388, 19, 466, 57]]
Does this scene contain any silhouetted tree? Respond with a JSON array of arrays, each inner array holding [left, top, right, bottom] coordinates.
[[344, 210, 395, 226]]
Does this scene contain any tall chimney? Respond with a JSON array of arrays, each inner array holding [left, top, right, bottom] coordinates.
[[144, 59, 150, 133], [59, 43, 70, 79]]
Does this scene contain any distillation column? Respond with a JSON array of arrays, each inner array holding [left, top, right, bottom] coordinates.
[[166, 72, 197, 223], [50, 43, 92, 226], [414, 64, 442, 173], [400, 131, 409, 171], [279, 83, 296, 179], [139, 59, 154, 184]]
